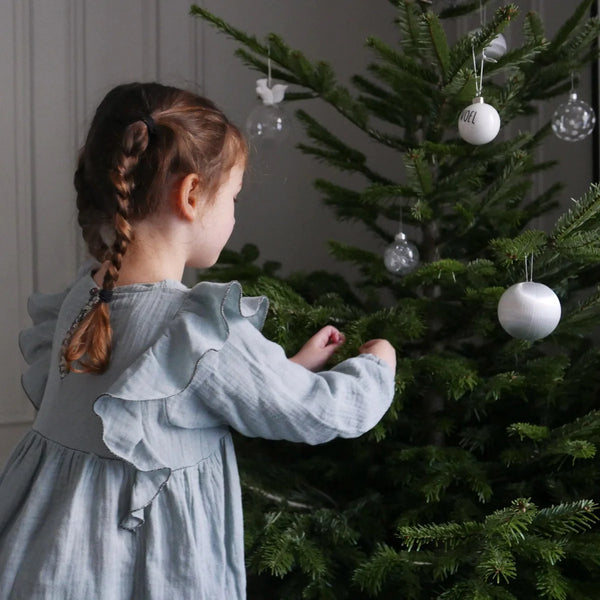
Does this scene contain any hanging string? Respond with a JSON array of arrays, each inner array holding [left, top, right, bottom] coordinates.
[[524, 254, 534, 282], [471, 43, 486, 97], [267, 44, 272, 88]]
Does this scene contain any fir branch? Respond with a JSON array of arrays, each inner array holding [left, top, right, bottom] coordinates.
[[552, 184, 600, 240], [313, 179, 386, 234], [507, 423, 550, 443], [403, 258, 466, 286], [416, 352, 480, 402], [483, 498, 538, 545], [353, 76, 412, 131], [245, 485, 314, 510], [295, 110, 392, 184], [365, 36, 438, 83], [398, 520, 481, 552], [490, 230, 548, 266], [404, 149, 434, 196], [547, 0, 596, 55], [423, 12, 450, 80], [478, 545, 517, 584], [535, 564, 569, 600], [395, 0, 425, 57], [559, 288, 600, 334], [352, 544, 422, 597], [523, 11, 546, 46]]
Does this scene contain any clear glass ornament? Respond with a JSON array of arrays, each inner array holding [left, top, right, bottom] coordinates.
[[551, 91, 596, 142], [246, 78, 289, 143], [383, 232, 420, 275], [246, 103, 289, 141]]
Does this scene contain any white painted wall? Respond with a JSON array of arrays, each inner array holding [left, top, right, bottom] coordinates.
[[0, 1, 595, 466]]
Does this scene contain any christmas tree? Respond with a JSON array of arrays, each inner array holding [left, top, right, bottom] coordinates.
[[192, 2, 600, 598]]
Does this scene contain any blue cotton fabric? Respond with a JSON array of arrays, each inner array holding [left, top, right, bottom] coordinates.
[[0, 271, 395, 599]]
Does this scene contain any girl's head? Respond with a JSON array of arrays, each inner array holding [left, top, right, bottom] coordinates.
[[64, 82, 247, 375]]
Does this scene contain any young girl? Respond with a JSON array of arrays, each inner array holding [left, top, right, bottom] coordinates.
[[0, 82, 396, 599]]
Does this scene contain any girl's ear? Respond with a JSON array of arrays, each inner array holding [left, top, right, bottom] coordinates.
[[172, 173, 202, 222]]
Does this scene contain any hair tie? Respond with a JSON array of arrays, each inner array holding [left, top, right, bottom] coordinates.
[[141, 115, 157, 137], [99, 288, 114, 303], [89, 287, 113, 304]]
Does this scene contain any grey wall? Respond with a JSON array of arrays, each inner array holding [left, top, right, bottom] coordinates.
[[0, 1, 595, 465]]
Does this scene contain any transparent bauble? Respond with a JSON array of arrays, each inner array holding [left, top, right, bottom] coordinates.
[[246, 103, 289, 142], [551, 92, 596, 142], [383, 232, 420, 275]]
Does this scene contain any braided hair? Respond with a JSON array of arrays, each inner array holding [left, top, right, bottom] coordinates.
[[63, 82, 247, 375]]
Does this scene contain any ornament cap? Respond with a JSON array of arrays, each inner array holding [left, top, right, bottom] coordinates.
[[568, 92, 578, 102], [394, 232, 407, 241], [472, 96, 485, 104]]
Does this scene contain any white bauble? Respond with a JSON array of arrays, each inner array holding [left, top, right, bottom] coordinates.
[[458, 97, 501, 145], [470, 30, 508, 62], [482, 33, 507, 61], [497, 282, 561, 341]]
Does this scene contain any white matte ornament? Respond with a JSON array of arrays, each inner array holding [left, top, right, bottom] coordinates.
[[384, 232, 420, 275], [482, 33, 507, 61], [497, 282, 561, 341], [458, 97, 501, 145], [551, 91, 596, 142], [470, 29, 508, 63]]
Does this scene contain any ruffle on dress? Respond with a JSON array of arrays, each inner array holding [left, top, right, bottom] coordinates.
[[19, 290, 68, 409], [93, 281, 268, 531]]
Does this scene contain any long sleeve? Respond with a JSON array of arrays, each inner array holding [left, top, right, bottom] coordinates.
[[184, 317, 395, 444]]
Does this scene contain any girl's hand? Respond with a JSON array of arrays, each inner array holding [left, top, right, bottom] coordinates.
[[289, 326, 346, 372], [358, 339, 396, 373]]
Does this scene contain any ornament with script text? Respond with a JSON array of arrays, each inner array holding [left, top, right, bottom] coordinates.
[[458, 97, 501, 145]]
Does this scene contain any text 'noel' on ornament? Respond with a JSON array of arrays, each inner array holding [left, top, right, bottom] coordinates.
[[458, 97, 501, 145]]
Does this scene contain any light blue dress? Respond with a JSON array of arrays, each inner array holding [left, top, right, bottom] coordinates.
[[0, 271, 394, 599]]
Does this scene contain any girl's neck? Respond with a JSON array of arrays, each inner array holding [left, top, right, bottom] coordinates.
[[93, 221, 188, 287]]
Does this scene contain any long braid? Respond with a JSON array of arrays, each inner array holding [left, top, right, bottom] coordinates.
[[63, 119, 149, 374]]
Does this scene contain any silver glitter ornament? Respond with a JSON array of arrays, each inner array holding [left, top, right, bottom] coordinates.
[[383, 232, 420, 275]]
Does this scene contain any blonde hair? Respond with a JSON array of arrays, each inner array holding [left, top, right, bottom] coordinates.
[[63, 82, 247, 375]]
